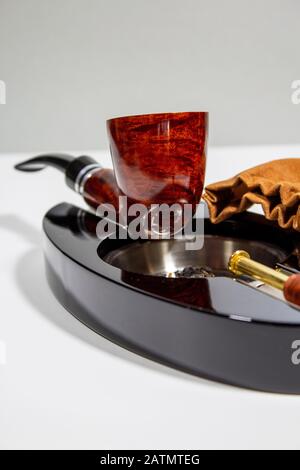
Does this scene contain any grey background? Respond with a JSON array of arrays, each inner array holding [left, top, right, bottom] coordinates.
[[0, 0, 299, 153]]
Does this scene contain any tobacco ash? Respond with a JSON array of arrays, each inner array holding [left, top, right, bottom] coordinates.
[[163, 266, 215, 279]]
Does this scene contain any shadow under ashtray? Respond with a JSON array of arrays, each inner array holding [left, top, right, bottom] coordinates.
[[14, 246, 212, 386]]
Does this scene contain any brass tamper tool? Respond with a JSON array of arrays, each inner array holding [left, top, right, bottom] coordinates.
[[228, 250, 300, 307]]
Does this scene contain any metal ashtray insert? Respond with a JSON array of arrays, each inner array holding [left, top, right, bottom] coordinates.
[[102, 235, 288, 278]]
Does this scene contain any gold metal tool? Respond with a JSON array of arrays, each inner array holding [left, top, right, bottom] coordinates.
[[228, 250, 289, 290]]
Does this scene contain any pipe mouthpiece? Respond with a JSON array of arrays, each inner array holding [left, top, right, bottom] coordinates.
[[14, 153, 74, 173], [14, 153, 100, 191], [15, 161, 46, 172]]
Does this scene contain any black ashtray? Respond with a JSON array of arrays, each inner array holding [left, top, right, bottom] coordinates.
[[43, 203, 300, 393]]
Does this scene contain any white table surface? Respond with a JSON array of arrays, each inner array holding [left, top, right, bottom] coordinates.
[[2, 145, 300, 450]]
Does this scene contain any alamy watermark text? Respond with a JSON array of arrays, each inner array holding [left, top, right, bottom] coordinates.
[[291, 80, 300, 104], [0, 80, 6, 104]]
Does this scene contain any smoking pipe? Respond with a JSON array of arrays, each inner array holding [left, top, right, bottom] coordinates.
[[15, 112, 208, 215], [15, 153, 121, 211], [229, 250, 300, 307], [14, 152, 185, 238]]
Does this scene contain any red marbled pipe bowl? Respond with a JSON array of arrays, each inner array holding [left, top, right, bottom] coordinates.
[[107, 112, 208, 209]]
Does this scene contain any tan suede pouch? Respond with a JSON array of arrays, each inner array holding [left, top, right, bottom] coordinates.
[[203, 158, 300, 231]]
